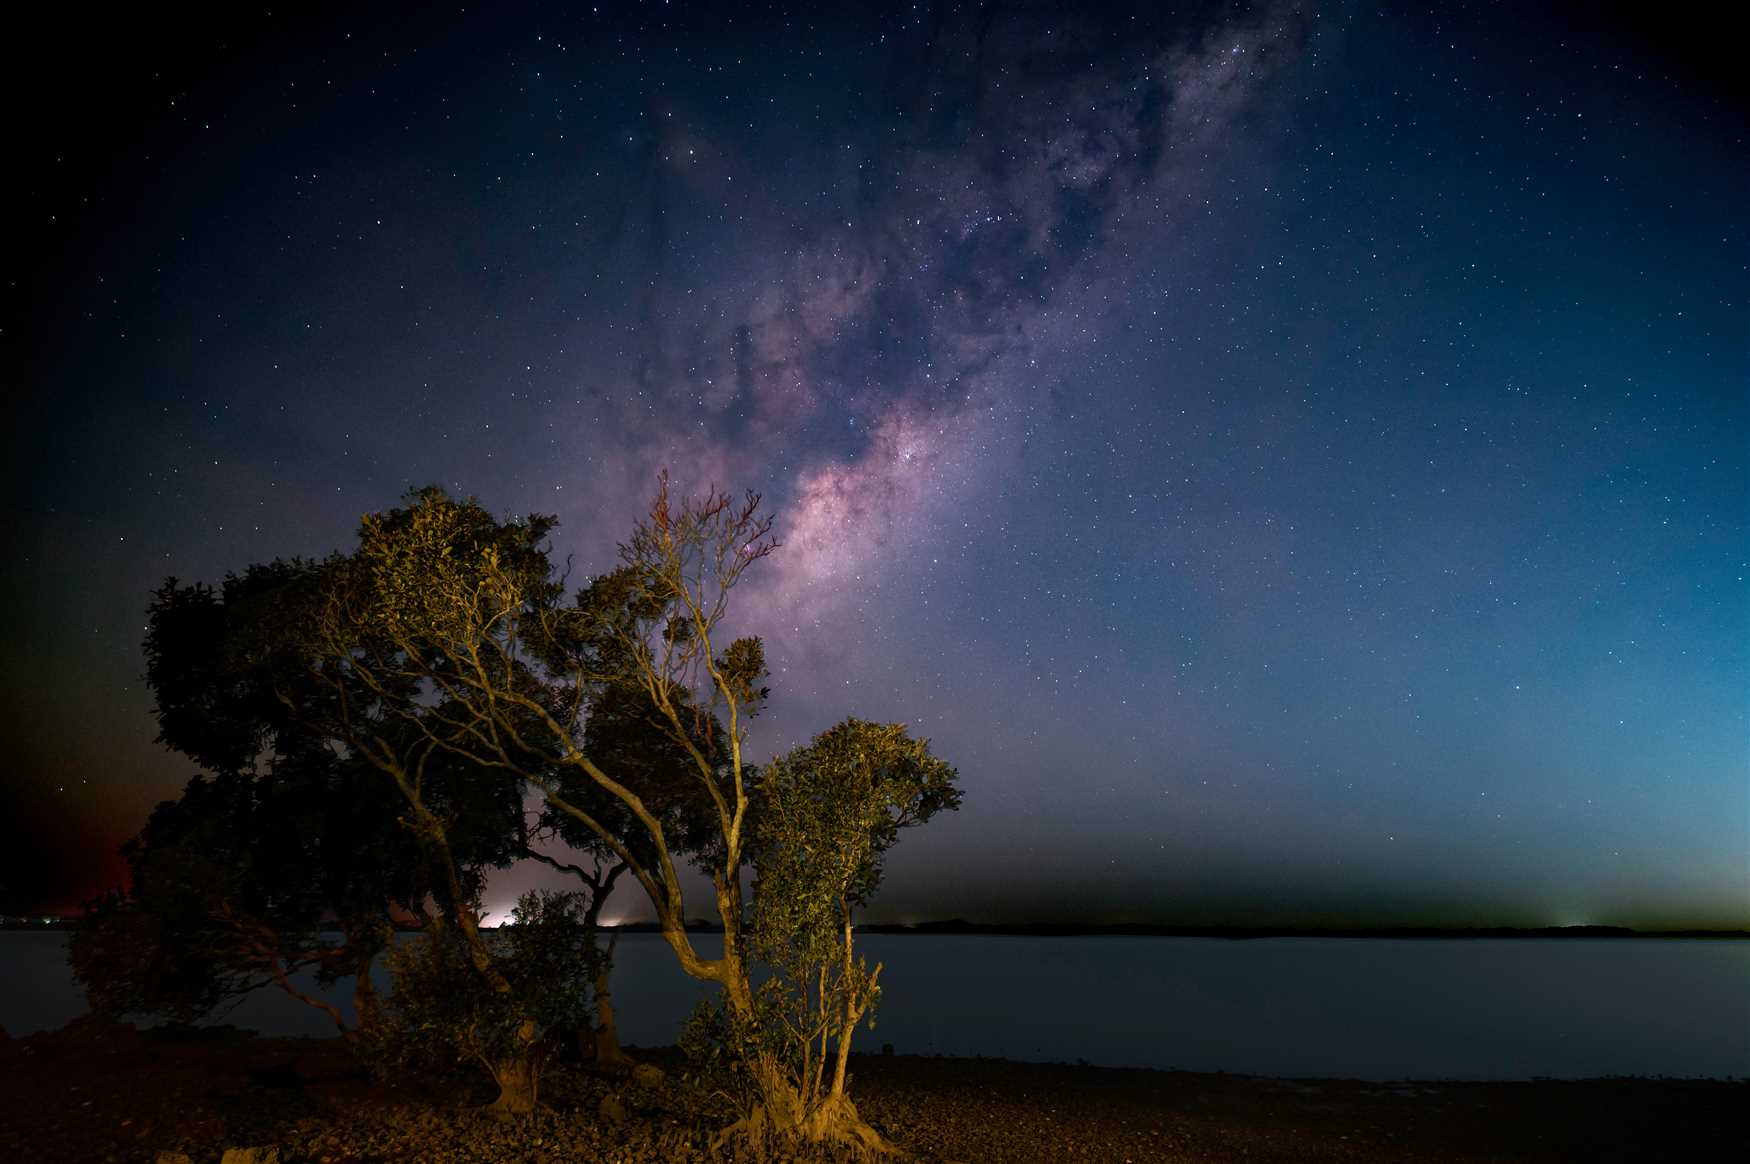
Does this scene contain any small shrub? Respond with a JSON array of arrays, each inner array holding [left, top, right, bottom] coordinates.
[[362, 890, 601, 1109]]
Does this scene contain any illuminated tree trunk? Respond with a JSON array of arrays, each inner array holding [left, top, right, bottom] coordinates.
[[487, 1021, 543, 1114]]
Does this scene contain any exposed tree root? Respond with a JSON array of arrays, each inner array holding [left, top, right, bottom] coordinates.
[[710, 1092, 904, 1161]]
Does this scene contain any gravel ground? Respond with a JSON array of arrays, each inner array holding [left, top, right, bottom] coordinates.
[[2, 1019, 1740, 1163]]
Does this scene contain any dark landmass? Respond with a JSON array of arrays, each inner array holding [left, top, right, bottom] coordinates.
[[1, 1019, 1741, 1163]]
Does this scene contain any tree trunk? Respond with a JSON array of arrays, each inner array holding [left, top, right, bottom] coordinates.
[[574, 1022, 597, 1063], [350, 955, 383, 1036], [590, 935, 635, 1070], [800, 1090, 896, 1155], [830, 921, 879, 1101], [711, 1051, 899, 1156], [486, 1018, 544, 1115], [679, 851, 896, 1150], [487, 1054, 541, 1115]]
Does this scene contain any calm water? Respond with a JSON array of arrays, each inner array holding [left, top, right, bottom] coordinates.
[[5, 931, 1744, 1080]]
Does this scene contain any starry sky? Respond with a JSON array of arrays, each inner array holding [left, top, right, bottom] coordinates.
[[6, 2, 1745, 927]]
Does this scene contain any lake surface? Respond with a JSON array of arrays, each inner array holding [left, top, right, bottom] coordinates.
[[5, 931, 1745, 1081]]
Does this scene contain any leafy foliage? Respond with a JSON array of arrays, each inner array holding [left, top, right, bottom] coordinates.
[[196, 477, 962, 1144], [753, 720, 961, 935], [69, 887, 244, 1025], [741, 720, 961, 1113], [368, 891, 601, 1105], [677, 991, 785, 1111], [69, 769, 394, 1030], [540, 670, 733, 876], [74, 552, 528, 1035], [307, 478, 780, 981]]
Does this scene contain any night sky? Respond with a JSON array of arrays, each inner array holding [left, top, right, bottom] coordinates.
[[7, 2, 1745, 928]]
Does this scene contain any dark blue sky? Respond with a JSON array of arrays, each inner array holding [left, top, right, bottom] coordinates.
[[7, 2, 1745, 926]]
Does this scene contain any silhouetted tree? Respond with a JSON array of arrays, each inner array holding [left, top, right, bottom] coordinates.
[[72, 563, 525, 1043], [71, 773, 324, 1026]]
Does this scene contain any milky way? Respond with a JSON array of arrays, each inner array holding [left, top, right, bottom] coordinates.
[[8, 2, 1745, 926]]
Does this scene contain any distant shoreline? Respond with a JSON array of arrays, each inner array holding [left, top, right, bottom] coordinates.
[[7, 915, 1743, 938]]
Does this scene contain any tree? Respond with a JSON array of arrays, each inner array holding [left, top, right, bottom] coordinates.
[[736, 719, 960, 1147], [69, 764, 405, 1032], [291, 494, 631, 1112], [73, 569, 418, 1034], [71, 776, 283, 1026], [71, 562, 528, 1044], [309, 476, 961, 1149]]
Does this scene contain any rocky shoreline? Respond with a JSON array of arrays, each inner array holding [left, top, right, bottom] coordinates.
[[1, 1019, 1740, 1162]]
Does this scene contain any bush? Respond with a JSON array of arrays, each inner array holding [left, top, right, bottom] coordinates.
[[364, 890, 601, 1107], [69, 891, 238, 1024]]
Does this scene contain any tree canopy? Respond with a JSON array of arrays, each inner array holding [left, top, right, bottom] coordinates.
[[300, 477, 960, 1147], [73, 558, 528, 1037], [87, 476, 962, 1143]]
